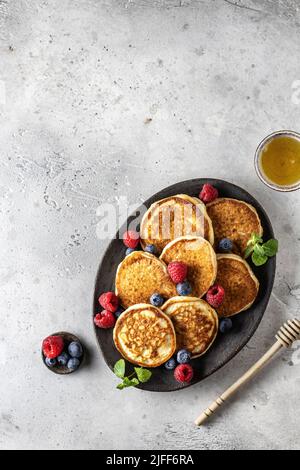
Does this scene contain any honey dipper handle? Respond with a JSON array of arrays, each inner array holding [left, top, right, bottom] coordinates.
[[195, 340, 283, 426]]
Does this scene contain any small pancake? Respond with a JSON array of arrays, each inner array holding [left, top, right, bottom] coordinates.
[[115, 251, 177, 309], [216, 254, 259, 317], [162, 297, 218, 358], [160, 236, 217, 298], [206, 198, 263, 257], [140, 194, 214, 254], [113, 304, 176, 367]]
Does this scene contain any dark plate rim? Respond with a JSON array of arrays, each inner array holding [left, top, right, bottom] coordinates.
[[93, 178, 276, 392]]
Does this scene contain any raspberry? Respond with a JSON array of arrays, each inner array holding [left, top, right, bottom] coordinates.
[[123, 230, 140, 249], [174, 364, 194, 383], [94, 310, 116, 329], [206, 284, 225, 308], [199, 184, 218, 204], [167, 261, 188, 284], [99, 292, 118, 312], [42, 335, 64, 359]]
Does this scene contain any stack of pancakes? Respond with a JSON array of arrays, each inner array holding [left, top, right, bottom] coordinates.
[[113, 194, 262, 368]]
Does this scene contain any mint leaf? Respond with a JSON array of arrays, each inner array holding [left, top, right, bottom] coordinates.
[[114, 359, 125, 379], [134, 367, 152, 383], [262, 239, 278, 257], [117, 376, 139, 390], [247, 233, 263, 246], [252, 250, 268, 266], [253, 244, 265, 257], [244, 245, 254, 259]]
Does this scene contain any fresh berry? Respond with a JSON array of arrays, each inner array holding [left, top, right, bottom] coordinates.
[[168, 261, 188, 284], [68, 341, 83, 359], [99, 292, 118, 313], [206, 284, 225, 308], [126, 247, 135, 256], [150, 293, 164, 307], [123, 230, 140, 249], [115, 307, 124, 318], [57, 352, 70, 366], [94, 310, 116, 329], [67, 357, 80, 371], [219, 318, 233, 333], [144, 244, 157, 255], [177, 349, 191, 364], [42, 335, 64, 359], [174, 364, 194, 383], [165, 358, 177, 370], [218, 238, 233, 252], [45, 357, 57, 368], [176, 281, 192, 296], [199, 184, 218, 204]]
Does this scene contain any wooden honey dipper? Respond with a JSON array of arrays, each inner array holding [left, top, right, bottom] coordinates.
[[195, 318, 300, 426]]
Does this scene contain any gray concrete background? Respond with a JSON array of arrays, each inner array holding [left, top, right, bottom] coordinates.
[[0, 0, 300, 450]]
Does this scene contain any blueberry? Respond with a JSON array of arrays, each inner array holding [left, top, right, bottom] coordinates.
[[164, 358, 177, 370], [218, 238, 233, 253], [67, 357, 80, 371], [177, 349, 191, 364], [115, 308, 124, 318], [45, 357, 57, 368], [219, 318, 233, 333], [57, 352, 70, 366], [144, 244, 157, 255], [176, 281, 192, 296], [150, 293, 164, 307], [68, 341, 83, 359], [126, 248, 135, 256]]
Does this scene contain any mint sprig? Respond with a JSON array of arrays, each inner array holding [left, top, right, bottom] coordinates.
[[113, 359, 152, 390], [245, 233, 278, 266]]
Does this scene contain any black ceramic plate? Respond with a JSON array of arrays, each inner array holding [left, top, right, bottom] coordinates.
[[93, 179, 276, 392]]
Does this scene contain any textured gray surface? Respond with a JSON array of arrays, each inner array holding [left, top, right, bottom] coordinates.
[[0, 0, 300, 450]]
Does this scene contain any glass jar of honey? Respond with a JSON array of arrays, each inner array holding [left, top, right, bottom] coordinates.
[[255, 130, 300, 191]]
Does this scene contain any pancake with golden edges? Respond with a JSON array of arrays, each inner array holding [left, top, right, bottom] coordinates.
[[140, 194, 214, 254], [115, 251, 176, 309], [113, 304, 176, 367], [160, 236, 217, 298], [216, 254, 259, 317], [162, 297, 218, 358], [206, 198, 263, 257]]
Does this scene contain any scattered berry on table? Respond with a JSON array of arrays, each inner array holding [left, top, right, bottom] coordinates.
[[123, 230, 140, 249], [94, 310, 116, 329], [164, 358, 177, 370], [199, 183, 218, 204], [206, 284, 225, 308], [177, 349, 191, 364], [115, 307, 124, 318], [42, 335, 64, 359], [67, 357, 80, 371], [176, 281, 192, 296], [219, 318, 233, 333], [99, 292, 119, 312], [174, 364, 194, 383], [126, 247, 135, 256], [68, 341, 83, 359], [144, 244, 157, 255], [150, 293, 164, 307], [218, 238, 233, 252], [57, 352, 70, 366], [45, 357, 57, 368], [168, 261, 188, 284]]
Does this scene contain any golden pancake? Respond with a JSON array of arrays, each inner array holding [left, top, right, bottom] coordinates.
[[216, 254, 259, 317], [162, 297, 218, 358], [113, 304, 176, 367], [115, 251, 176, 309], [140, 194, 214, 254], [160, 236, 217, 298], [206, 198, 263, 257]]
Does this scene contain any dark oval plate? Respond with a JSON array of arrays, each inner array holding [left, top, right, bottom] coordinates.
[[93, 179, 276, 392]]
